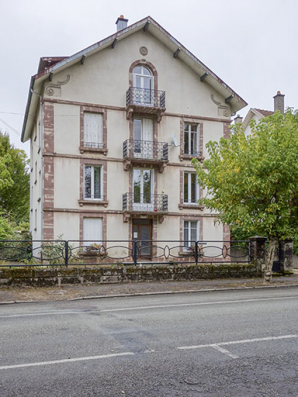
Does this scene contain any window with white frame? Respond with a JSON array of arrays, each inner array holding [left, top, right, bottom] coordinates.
[[184, 220, 200, 250], [184, 123, 199, 155], [184, 172, 199, 204], [84, 113, 103, 149], [83, 218, 102, 246], [84, 165, 103, 200]]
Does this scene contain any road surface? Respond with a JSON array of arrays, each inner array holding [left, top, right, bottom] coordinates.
[[1, 288, 298, 396]]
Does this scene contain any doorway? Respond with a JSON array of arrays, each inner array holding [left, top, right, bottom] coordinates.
[[133, 219, 152, 259]]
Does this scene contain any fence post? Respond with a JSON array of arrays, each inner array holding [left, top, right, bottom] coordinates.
[[65, 241, 69, 267], [133, 240, 138, 265], [249, 236, 267, 274], [279, 240, 293, 273], [195, 241, 199, 265]]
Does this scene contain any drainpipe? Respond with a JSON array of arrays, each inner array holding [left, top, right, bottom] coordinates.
[[31, 89, 44, 241]]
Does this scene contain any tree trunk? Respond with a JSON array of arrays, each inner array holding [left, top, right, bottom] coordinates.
[[264, 238, 278, 283]]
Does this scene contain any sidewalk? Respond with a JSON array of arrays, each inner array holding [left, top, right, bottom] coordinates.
[[1, 272, 298, 304]]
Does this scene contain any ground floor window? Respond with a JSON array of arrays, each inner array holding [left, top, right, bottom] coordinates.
[[184, 220, 200, 250], [83, 218, 102, 246]]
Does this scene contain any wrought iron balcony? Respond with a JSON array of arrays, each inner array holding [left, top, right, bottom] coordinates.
[[126, 87, 166, 121], [123, 140, 168, 171], [122, 193, 168, 214]]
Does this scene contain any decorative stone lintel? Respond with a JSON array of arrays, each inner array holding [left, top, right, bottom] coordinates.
[[79, 146, 108, 155], [179, 204, 204, 210], [179, 154, 205, 162], [78, 200, 108, 208]]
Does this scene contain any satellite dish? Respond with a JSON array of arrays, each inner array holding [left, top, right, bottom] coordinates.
[[172, 133, 178, 147]]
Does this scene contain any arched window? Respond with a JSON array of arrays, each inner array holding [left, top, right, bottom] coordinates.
[[132, 65, 153, 105]]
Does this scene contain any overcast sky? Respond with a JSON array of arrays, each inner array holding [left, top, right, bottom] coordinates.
[[1, 0, 297, 155]]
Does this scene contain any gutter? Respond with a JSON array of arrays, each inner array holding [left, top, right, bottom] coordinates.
[[21, 76, 35, 143]]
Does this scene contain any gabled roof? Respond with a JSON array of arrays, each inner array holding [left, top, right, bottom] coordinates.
[[242, 108, 274, 131], [22, 16, 247, 142]]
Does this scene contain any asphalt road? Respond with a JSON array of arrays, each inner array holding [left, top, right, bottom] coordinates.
[[1, 288, 298, 396]]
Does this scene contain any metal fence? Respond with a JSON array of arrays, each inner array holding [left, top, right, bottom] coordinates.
[[0, 240, 250, 267]]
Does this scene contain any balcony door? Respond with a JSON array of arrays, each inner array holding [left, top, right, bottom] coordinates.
[[133, 118, 153, 159], [133, 219, 152, 259], [133, 168, 154, 211], [132, 65, 153, 105]]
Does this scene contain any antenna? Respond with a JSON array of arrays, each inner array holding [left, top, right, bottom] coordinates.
[[172, 133, 178, 147]]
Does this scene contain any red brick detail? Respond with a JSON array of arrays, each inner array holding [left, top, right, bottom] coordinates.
[[129, 60, 158, 91], [43, 102, 54, 153], [43, 156, 54, 209], [223, 122, 230, 139], [43, 212, 54, 240]]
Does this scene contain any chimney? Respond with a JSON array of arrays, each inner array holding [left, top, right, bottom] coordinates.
[[234, 114, 243, 124], [273, 91, 285, 115], [115, 15, 128, 32]]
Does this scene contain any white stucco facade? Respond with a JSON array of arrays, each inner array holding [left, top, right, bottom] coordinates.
[[23, 16, 247, 256]]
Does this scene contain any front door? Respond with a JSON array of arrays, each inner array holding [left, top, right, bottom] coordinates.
[[133, 219, 152, 258], [133, 168, 154, 211], [133, 118, 153, 159]]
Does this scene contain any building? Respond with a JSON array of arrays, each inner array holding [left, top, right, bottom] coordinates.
[[21, 16, 247, 259], [239, 91, 284, 135]]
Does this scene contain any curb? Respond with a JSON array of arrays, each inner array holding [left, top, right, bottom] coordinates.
[[1, 282, 298, 305]]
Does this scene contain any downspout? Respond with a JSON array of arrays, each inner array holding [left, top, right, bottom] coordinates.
[[31, 89, 44, 241]]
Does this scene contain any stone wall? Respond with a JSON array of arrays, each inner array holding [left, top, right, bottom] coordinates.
[[0, 264, 261, 287]]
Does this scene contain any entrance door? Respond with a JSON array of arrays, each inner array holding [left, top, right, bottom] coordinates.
[[132, 65, 153, 105], [133, 219, 152, 258], [133, 118, 153, 159], [133, 169, 154, 211]]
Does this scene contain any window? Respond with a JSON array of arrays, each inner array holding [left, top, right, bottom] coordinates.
[[84, 113, 103, 149], [133, 118, 153, 157], [84, 165, 102, 200], [184, 123, 199, 156], [132, 65, 153, 105], [133, 168, 153, 210], [184, 220, 200, 250], [83, 218, 102, 246], [184, 172, 199, 204]]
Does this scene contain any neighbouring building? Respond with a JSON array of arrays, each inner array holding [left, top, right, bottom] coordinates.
[[239, 91, 284, 135], [21, 15, 247, 260]]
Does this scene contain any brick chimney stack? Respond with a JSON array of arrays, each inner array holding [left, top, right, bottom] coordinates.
[[273, 91, 285, 115], [116, 15, 128, 32]]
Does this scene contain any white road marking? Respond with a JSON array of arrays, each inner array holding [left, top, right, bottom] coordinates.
[[211, 345, 239, 359], [0, 311, 80, 319], [0, 352, 134, 371], [178, 334, 298, 351], [0, 295, 297, 319]]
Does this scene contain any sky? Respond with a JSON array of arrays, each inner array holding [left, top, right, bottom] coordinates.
[[1, 0, 297, 156]]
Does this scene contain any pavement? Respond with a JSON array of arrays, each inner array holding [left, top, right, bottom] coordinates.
[[1, 271, 298, 304]]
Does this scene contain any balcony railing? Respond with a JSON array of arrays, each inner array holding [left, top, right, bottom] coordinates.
[[126, 87, 166, 108], [122, 193, 168, 213], [123, 140, 168, 161]]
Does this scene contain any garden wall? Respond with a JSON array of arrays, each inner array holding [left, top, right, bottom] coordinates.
[[0, 264, 261, 287]]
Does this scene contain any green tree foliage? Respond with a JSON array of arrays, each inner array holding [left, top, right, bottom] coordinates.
[[0, 131, 30, 224], [192, 109, 298, 281]]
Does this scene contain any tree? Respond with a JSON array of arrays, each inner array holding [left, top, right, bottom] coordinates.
[[0, 131, 30, 224], [192, 109, 298, 281]]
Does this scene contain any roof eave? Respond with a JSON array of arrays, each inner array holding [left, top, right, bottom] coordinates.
[[22, 15, 247, 141]]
